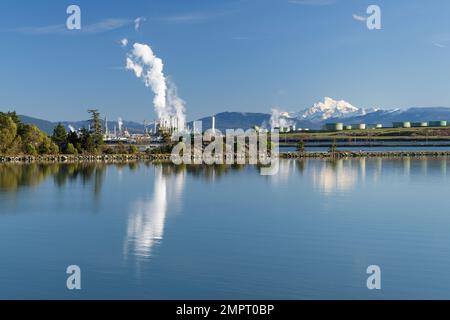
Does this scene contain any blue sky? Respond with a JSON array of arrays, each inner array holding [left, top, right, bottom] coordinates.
[[1, 0, 450, 122]]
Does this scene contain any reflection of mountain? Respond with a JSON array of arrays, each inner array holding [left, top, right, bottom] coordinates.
[[124, 165, 185, 261]]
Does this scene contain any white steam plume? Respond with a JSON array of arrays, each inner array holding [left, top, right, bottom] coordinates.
[[270, 108, 293, 130], [167, 79, 186, 131], [125, 42, 186, 129], [118, 117, 123, 132]]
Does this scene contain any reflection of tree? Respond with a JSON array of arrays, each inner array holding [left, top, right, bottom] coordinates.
[[295, 159, 307, 174], [0, 164, 57, 192], [174, 164, 247, 181], [0, 162, 257, 194], [0, 163, 106, 196]]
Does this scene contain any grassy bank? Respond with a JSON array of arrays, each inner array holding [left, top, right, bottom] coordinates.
[[281, 127, 450, 143]]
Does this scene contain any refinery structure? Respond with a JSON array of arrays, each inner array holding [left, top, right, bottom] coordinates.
[[100, 115, 189, 144]]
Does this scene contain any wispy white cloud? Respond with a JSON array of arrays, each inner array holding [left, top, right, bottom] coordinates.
[[120, 38, 129, 47], [352, 14, 367, 22], [134, 17, 146, 31], [288, 0, 336, 5], [8, 18, 134, 35], [431, 33, 450, 48], [160, 13, 213, 23], [83, 18, 134, 33], [158, 9, 234, 24], [432, 41, 446, 48]]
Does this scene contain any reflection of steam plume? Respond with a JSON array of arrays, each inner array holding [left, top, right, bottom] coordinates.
[[124, 166, 185, 261], [126, 42, 186, 131]]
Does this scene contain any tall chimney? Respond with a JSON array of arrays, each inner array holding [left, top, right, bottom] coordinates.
[[212, 115, 216, 133]]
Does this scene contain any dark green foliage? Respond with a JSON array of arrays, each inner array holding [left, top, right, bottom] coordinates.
[[88, 109, 103, 147], [0, 111, 59, 155], [52, 123, 67, 150], [297, 140, 305, 153], [65, 143, 78, 155], [128, 145, 139, 154], [328, 139, 338, 153]]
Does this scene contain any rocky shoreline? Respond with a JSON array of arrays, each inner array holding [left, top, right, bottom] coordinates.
[[280, 151, 450, 158], [2, 151, 450, 163], [0, 154, 155, 163]]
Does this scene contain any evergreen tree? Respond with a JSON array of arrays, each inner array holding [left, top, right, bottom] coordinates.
[[52, 123, 68, 150], [0, 115, 18, 154], [297, 140, 305, 153], [328, 139, 338, 154], [88, 109, 103, 147]]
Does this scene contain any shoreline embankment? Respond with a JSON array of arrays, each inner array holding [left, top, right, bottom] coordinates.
[[2, 151, 450, 163]]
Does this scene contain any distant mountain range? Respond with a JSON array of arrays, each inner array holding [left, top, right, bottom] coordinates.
[[194, 98, 450, 131], [12, 97, 450, 134], [17, 116, 146, 135]]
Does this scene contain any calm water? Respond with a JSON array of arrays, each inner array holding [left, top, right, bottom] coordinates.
[[1, 158, 450, 299]]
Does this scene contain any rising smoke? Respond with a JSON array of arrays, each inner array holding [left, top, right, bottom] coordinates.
[[125, 42, 186, 131], [118, 117, 123, 133], [270, 108, 293, 130]]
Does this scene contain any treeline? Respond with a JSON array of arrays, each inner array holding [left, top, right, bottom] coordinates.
[[0, 110, 138, 156], [0, 111, 59, 155]]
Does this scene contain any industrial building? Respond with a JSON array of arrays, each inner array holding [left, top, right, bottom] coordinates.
[[351, 123, 367, 130], [411, 122, 428, 128], [154, 116, 186, 134], [393, 122, 411, 128], [428, 121, 447, 127], [324, 123, 343, 131]]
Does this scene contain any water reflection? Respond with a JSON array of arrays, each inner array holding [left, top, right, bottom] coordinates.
[[303, 157, 449, 193], [0, 163, 106, 196], [1, 157, 449, 196], [124, 165, 186, 262], [310, 159, 359, 193]]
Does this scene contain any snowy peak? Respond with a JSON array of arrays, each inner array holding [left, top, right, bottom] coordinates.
[[299, 97, 369, 122]]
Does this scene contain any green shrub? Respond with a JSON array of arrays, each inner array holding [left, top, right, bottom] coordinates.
[[24, 143, 38, 156], [65, 143, 78, 155], [128, 145, 139, 154]]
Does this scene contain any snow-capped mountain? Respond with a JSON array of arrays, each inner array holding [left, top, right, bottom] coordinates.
[[297, 97, 375, 122]]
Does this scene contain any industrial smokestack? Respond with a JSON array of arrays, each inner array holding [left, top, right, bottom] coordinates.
[[212, 116, 216, 133], [118, 117, 123, 133]]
